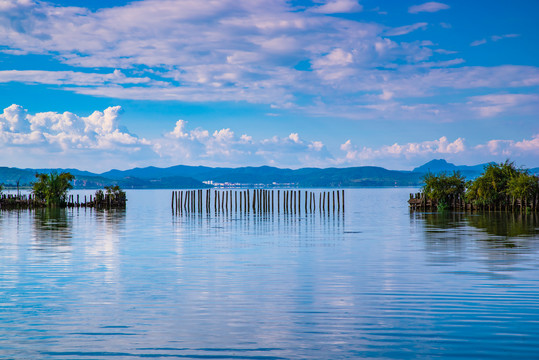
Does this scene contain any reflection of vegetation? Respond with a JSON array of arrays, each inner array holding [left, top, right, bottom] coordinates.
[[34, 207, 70, 230], [422, 211, 539, 238], [32, 172, 75, 207], [32, 207, 72, 249], [467, 212, 539, 238]]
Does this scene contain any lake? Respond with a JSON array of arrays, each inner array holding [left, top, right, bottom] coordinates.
[[1, 188, 538, 359]]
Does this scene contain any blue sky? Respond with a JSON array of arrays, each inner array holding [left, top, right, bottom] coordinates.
[[0, 0, 537, 172]]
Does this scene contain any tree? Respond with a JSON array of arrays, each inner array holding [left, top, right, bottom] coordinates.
[[508, 172, 539, 200], [32, 172, 75, 206], [466, 160, 522, 206], [94, 185, 126, 207], [104, 185, 126, 201], [422, 171, 466, 210]]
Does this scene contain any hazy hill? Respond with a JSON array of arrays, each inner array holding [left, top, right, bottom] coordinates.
[[1, 160, 537, 189], [100, 164, 422, 187]]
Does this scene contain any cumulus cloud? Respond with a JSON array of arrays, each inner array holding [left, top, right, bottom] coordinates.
[[154, 120, 333, 168], [408, 2, 450, 14], [1, 104, 539, 170], [338, 134, 539, 169], [339, 136, 465, 163], [0, 104, 151, 169], [475, 134, 539, 159]]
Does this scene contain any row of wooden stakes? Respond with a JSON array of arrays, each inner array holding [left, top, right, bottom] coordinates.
[[0, 193, 125, 209], [172, 189, 345, 214]]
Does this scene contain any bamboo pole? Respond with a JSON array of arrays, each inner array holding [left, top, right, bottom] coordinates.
[[333, 191, 335, 213], [342, 190, 345, 212]]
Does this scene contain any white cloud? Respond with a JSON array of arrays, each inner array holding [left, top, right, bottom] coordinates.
[[475, 134, 539, 159], [0, 104, 150, 167], [311, 0, 363, 14], [468, 93, 539, 117], [514, 134, 539, 152], [0, 69, 157, 86], [408, 2, 449, 14], [491, 34, 520, 41], [154, 120, 332, 168], [471, 34, 519, 47], [470, 39, 487, 47], [312, 48, 354, 67], [338, 137, 466, 165], [0, 0, 535, 122], [2, 104, 539, 170], [385, 22, 428, 36]]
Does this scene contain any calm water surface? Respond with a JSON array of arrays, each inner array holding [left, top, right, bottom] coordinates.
[[1, 188, 538, 359]]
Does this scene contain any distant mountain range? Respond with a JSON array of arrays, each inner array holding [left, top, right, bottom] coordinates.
[[1, 159, 537, 189]]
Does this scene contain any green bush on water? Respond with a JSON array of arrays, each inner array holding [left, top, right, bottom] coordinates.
[[32, 172, 75, 207], [421, 160, 539, 211], [422, 171, 466, 207]]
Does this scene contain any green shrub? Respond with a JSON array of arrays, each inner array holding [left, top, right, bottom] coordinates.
[[508, 172, 539, 199], [422, 171, 466, 206], [465, 160, 533, 206], [32, 172, 75, 206]]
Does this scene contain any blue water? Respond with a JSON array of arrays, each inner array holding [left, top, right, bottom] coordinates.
[[1, 188, 538, 359]]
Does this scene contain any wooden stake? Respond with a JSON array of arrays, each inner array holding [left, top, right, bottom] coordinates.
[[327, 191, 330, 212]]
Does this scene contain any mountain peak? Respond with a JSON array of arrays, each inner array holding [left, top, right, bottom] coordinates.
[[413, 159, 457, 173]]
